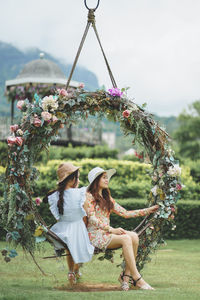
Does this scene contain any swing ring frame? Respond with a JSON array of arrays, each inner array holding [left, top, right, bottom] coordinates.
[[84, 0, 100, 11]]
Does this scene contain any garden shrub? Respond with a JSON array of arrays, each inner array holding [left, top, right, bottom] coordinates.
[[0, 198, 199, 240], [0, 159, 199, 200], [0, 142, 8, 167], [36, 144, 118, 164]]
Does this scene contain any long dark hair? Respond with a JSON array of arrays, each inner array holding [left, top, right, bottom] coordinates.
[[57, 170, 79, 215], [87, 173, 114, 212], [43, 169, 79, 215]]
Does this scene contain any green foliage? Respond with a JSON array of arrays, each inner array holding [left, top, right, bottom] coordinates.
[[2, 87, 182, 270], [1, 198, 198, 241], [33, 159, 152, 198], [36, 144, 118, 164], [0, 159, 199, 200], [174, 100, 200, 160], [0, 142, 8, 167]]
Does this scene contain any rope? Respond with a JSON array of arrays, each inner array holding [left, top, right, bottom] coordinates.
[[66, 4, 117, 89]]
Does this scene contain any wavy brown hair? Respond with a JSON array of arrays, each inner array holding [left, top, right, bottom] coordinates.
[[87, 173, 114, 212]]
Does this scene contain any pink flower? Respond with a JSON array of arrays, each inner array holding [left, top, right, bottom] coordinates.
[[108, 87, 123, 97], [16, 100, 25, 110], [35, 197, 42, 206], [78, 82, 85, 89], [122, 110, 131, 118], [13, 152, 17, 156], [15, 137, 23, 147], [59, 88, 68, 97], [176, 183, 182, 190], [7, 136, 17, 146], [10, 124, 19, 132], [171, 206, 176, 212], [33, 118, 42, 127], [41, 111, 52, 121], [52, 116, 58, 124]]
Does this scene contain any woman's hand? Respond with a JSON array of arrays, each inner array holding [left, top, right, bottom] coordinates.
[[147, 205, 159, 214], [110, 227, 126, 235]]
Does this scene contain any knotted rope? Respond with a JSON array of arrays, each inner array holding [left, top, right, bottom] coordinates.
[[66, 0, 117, 89]]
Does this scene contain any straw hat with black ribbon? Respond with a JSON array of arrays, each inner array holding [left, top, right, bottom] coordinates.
[[57, 162, 80, 184]]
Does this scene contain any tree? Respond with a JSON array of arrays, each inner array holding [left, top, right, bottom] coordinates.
[[174, 100, 200, 160]]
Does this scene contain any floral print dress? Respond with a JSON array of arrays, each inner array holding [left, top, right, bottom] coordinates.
[[86, 193, 149, 250]]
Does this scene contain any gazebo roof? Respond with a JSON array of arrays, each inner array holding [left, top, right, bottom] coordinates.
[[6, 53, 79, 88]]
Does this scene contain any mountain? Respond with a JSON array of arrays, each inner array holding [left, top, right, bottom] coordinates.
[[0, 41, 99, 116]]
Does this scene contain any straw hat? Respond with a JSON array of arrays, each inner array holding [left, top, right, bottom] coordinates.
[[57, 162, 80, 184], [88, 167, 116, 189]]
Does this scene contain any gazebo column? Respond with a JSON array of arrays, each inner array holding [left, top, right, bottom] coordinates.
[[11, 97, 14, 125], [67, 124, 73, 142]]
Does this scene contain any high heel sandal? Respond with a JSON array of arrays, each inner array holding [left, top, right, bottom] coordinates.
[[74, 270, 82, 280], [131, 276, 155, 290], [118, 271, 132, 291], [68, 272, 76, 285]]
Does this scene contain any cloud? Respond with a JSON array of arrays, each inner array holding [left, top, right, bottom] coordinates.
[[1, 0, 200, 115]]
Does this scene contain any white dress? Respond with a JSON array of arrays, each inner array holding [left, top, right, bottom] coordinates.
[[48, 187, 94, 264]]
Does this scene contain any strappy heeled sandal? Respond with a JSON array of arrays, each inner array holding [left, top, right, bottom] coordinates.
[[131, 276, 155, 290], [68, 272, 76, 285], [74, 270, 82, 280], [118, 272, 132, 291]]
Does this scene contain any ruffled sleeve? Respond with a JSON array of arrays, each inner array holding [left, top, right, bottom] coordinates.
[[79, 187, 87, 217], [48, 191, 60, 221]]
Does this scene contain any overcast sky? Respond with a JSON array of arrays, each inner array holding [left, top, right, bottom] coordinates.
[[1, 0, 200, 116]]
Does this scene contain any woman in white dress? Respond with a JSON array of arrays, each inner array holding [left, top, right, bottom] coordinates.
[[47, 162, 94, 283]]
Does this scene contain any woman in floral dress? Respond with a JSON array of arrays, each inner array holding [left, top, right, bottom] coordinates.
[[85, 167, 159, 291]]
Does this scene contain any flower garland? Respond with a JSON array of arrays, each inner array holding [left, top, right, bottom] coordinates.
[[0, 85, 182, 271]]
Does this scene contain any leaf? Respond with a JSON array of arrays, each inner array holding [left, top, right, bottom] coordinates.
[[8, 249, 18, 258], [11, 231, 20, 241], [35, 236, 46, 243]]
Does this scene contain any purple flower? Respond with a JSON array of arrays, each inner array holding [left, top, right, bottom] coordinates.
[[108, 88, 123, 98]]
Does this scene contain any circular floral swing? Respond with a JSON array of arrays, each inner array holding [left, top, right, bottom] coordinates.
[[0, 1, 181, 274]]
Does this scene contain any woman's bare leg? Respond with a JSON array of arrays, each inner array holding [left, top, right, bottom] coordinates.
[[122, 231, 139, 281], [107, 234, 151, 288], [66, 250, 74, 272]]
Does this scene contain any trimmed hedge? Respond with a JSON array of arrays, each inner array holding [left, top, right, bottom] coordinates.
[[0, 199, 199, 240], [0, 158, 200, 199]]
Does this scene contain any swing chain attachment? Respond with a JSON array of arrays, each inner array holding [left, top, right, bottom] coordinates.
[[84, 0, 100, 11], [66, 0, 117, 90]]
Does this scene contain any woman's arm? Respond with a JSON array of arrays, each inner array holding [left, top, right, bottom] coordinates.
[[112, 199, 158, 219], [84, 193, 112, 232]]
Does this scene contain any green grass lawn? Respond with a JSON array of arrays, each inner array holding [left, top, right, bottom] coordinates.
[[0, 240, 200, 300]]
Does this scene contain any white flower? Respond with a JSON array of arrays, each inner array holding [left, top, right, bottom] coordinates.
[[16, 129, 24, 136], [167, 164, 181, 177], [42, 95, 58, 112], [132, 104, 139, 111], [151, 185, 158, 196]]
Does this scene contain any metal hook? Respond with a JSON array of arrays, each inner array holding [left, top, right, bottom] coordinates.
[[84, 0, 100, 11]]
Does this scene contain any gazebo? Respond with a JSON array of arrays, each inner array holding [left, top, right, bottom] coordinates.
[[5, 53, 79, 123], [4, 53, 101, 146]]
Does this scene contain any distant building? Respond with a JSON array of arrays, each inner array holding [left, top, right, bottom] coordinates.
[[5, 53, 79, 122], [102, 132, 116, 148]]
